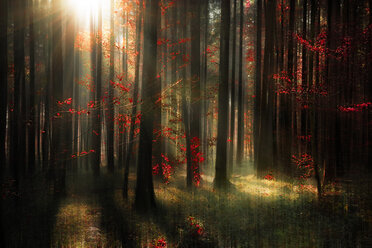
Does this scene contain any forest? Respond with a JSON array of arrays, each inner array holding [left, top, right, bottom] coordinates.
[[0, 0, 371, 247]]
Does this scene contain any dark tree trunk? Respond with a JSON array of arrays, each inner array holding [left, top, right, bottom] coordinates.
[[134, 0, 159, 212], [228, 0, 237, 175], [107, 0, 115, 173], [28, 0, 36, 172], [236, 0, 244, 167], [123, 0, 143, 199], [64, 4, 76, 173], [11, 0, 26, 187], [256, 0, 276, 177], [190, 0, 201, 186], [51, 0, 65, 195], [0, 0, 8, 171], [253, 0, 262, 174], [0, 0, 8, 245], [214, 0, 231, 189]]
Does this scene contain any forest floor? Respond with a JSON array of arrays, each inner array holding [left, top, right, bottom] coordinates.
[[47, 165, 372, 248], [2, 164, 372, 247]]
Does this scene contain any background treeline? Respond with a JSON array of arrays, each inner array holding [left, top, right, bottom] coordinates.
[[0, 0, 371, 244]]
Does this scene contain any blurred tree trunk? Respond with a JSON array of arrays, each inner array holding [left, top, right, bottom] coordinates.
[[236, 0, 244, 167], [107, 0, 115, 173], [214, 0, 231, 189], [93, 5, 103, 175], [28, 0, 36, 172], [123, 0, 143, 199], [256, 0, 276, 177], [64, 3, 76, 173], [0, 0, 8, 172], [190, 0, 201, 186], [253, 0, 262, 174], [134, 0, 159, 211], [11, 0, 26, 187], [228, 0, 237, 176], [52, 0, 65, 194], [0, 0, 8, 245]]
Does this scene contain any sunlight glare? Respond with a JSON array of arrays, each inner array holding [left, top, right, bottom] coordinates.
[[67, 0, 110, 24]]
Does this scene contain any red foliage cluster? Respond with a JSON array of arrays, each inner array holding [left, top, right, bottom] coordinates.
[[110, 80, 130, 93], [298, 135, 311, 142], [190, 137, 204, 187], [187, 216, 204, 236], [273, 71, 328, 99], [338, 102, 371, 112], [292, 153, 315, 185], [264, 173, 275, 181], [159, 0, 175, 15], [150, 237, 167, 248], [152, 153, 173, 184], [70, 149, 96, 158], [57, 97, 72, 106]]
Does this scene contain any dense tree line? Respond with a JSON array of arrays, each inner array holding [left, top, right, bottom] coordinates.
[[0, 0, 371, 224]]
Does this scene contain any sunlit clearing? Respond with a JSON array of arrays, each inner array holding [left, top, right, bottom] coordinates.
[[53, 202, 108, 247], [67, 0, 110, 24]]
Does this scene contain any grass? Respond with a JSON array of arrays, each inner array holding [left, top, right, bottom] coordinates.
[[2, 166, 371, 247]]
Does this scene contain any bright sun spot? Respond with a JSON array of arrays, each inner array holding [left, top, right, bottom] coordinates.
[[67, 0, 110, 24]]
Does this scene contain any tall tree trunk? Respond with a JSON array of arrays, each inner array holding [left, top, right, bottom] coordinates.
[[228, 0, 237, 175], [107, 0, 115, 173], [52, 0, 65, 194], [256, 0, 276, 177], [253, 0, 262, 173], [190, 0, 201, 186], [0, 0, 8, 246], [28, 0, 36, 172], [11, 0, 26, 187], [123, 0, 143, 199], [0, 0, 8, 172], [134, 0, 159, 211], [92, 6, 103, 176], [236, 0, 244, 167], [214, 0, 231, 189], [64, 4, 76, 173]]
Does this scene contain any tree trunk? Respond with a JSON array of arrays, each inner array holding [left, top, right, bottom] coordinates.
[[256, 0, 276, 177], [107, 0, 115, 173], [214, 0, 231, 189], [123, 0, 143, 199], [228, 0, 237, 175], [0, 0, 8, 172], [52, 0, 65, 195], [236, 0, 244, 167], [134, 0, 159, 212]]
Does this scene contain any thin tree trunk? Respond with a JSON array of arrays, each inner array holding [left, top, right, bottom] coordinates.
[[107, 0, 115, 173], [236, 0, 244, 167], [228, 0, 237, 176]]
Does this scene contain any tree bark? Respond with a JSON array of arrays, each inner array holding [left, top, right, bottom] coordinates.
[[214, 0, 231, 189], [134, 0, 159, 211]]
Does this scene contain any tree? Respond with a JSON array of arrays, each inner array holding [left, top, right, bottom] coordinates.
[[228, 0, 238, 175], [51, 0, 65, 194], [0, 0, 8, 171], [256, 0, 276, 177], [190, 0, 201, 186], [214, 0, 231, 189], [11, 0, 26, 186], [107, 0, 115, 173], [123, 0, 143, 199], [236, 0, 245, 167], [134, 0, 159, 211]]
